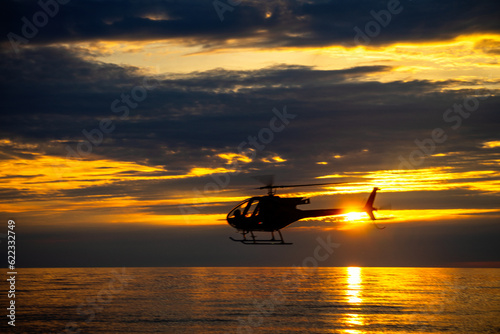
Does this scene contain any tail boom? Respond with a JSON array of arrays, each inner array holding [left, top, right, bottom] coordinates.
[[298, 187, 380, 221]]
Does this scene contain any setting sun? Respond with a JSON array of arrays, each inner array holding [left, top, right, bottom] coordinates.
[[344, 211, 368, 222]]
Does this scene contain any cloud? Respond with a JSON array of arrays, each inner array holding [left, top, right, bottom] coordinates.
[[0, 44, 498, 237], [3, 0, 500, 52], [1, 46, 499, 179]]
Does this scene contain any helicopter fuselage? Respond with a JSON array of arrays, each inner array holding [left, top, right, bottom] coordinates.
[[227, 187, 380, 236], [227, 195, 352, 232], [226, 184, 380, 244]]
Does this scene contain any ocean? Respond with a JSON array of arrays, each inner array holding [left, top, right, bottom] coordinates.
[[5, 267, 500, 333]]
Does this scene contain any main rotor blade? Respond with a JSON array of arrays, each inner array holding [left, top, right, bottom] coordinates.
[[252, 174, 275, 188], [257, 182, 347, 190]]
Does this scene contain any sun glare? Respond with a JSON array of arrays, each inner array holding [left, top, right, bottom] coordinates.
[[344, 212, 367, 222], [346, 267, 363, 304]]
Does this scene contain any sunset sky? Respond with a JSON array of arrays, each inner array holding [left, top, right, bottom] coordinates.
[[1, 0, 499, 267]]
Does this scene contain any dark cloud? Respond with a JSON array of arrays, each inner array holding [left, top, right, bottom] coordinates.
[[1, 46, 499, 206], [2, 0, 500, 52]]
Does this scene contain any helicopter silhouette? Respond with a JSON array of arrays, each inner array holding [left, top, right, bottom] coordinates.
[[227, 180, 381, 245]]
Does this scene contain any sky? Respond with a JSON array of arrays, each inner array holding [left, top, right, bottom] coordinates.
[[1, 0, 499, 267]]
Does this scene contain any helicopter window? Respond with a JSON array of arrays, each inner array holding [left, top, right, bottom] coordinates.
[[245, 200, 260, 217], [228, 199, 250, 219]]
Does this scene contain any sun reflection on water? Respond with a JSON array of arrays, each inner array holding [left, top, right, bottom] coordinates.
[[343, 267, 365, 333], [346, 267, 362, 304]]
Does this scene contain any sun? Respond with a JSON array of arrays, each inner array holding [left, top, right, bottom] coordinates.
[[344, 211, 367, 222]]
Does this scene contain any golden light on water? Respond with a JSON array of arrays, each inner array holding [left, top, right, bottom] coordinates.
[[346, 267, 362, 304], [343, 267, 364, 334]]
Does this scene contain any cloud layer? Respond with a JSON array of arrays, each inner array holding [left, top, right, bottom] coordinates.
[[3, 0, 500, 50]]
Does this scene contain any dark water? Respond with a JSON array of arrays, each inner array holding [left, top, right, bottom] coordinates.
[[3, 267, 500, 333]]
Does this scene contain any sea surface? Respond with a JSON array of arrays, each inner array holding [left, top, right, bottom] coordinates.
[[4, 267, 500, 333]]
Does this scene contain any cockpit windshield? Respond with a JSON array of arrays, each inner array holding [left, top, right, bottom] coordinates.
[[245, 200, 259, 217], [228, 198, 260, 219]]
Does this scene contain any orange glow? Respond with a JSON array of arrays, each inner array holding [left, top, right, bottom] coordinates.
[[107, 213, 226, 226], [0, 154, 237, 196], [69, 34, 500, 90], [189, 167, 235, 177], [217, 152, 252, 164], [342, 267, 364, 334], [372, 209, 500, 223], [314, 166, 500, 195], [261, 155, 287, 163], [344, 212, 367, 222], [3, 145, 499, 227], [346, 267, 362, 304], [482, 141, 500, 149], [0, 154, 244, 226], [301, 209, 500, 231]]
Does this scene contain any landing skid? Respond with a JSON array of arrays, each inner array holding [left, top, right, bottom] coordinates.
[[230, 230, 292, 245]]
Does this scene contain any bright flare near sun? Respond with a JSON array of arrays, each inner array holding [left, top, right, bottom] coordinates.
[[345, 212, 367, 222]]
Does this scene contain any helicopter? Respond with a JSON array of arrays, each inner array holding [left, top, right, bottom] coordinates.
[[227, 181, 382, 245]]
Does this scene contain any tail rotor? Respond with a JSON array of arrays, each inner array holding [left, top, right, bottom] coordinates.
[[363, 187, 385, 229]]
